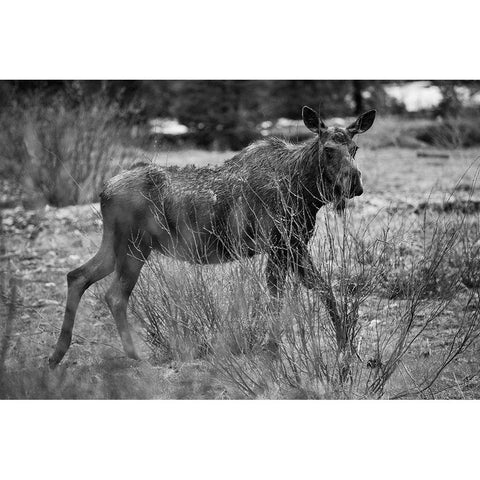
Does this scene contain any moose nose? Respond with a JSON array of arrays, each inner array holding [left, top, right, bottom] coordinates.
[[349, 175, 363, 197]]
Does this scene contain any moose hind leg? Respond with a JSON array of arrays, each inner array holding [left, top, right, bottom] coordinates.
[[105, 241, 150, 360], [49, 241, 116, 368]]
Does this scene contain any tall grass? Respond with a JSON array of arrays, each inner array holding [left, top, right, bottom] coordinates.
[[130, 196, 480, 399]]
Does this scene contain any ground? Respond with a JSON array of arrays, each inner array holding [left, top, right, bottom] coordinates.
[[1, 145, 480, 398]]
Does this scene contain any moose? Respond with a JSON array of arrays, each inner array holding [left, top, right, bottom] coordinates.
[[49, 105, 376, 367]]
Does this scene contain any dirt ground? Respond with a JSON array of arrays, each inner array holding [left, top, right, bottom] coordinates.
[[1, 146, 480, 398]]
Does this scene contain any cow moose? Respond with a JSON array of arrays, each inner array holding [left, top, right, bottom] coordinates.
[[49, 105, 376, 367]]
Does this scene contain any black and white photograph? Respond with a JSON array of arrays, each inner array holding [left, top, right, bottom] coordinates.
[[1, 2, 479, 478], [2, 79, 479, 400]]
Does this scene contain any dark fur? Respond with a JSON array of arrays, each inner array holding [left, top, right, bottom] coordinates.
[[100, 137, 323, 263]]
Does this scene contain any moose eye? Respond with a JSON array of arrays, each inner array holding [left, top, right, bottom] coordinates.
[[324, 146, 335, 155], [351, 145, 359, 157]]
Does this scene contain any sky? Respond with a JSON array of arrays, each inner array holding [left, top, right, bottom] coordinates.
[[384, 81, 443, 112]]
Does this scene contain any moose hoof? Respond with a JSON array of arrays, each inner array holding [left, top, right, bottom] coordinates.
[[125, 350, 141, 361], [48, 355, 60, 370]]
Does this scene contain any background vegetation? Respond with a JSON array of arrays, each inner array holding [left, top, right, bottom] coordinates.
[[2, 80, 479, 154]]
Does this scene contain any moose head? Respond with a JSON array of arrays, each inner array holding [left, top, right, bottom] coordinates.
[[302, 105, 376, 202]]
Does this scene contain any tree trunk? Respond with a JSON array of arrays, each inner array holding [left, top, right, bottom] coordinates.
[[352, 80, 363, 115]]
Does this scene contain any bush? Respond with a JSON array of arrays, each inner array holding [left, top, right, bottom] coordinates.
[[129, 197, 480, 399], [413, 117, 480, 148], [0, 94, 132, 207]]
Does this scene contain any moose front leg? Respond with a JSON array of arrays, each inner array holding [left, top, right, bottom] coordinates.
[[294, 245, 347, 351]]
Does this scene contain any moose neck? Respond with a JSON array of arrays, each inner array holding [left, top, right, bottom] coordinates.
[[291, 137, 325, 212]]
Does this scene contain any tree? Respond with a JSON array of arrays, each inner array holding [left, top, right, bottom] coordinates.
[[168, 80, 267, 149]]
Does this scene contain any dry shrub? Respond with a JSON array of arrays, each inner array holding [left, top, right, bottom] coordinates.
[[131, 257, 271, 363], [1, 94, 132, 207], [413, 117, 480, 149], [130, 198, 480, 399]]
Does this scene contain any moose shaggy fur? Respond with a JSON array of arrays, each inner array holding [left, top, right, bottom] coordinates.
[[49, 105, 376, 367]]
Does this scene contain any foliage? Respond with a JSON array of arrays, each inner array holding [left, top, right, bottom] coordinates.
[[0, 92, 133, 207], [0, 80, 406, 151], [413, 116, 480, 148]]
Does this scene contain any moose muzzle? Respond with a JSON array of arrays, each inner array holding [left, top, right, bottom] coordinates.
[[348, 170, 363, 198]]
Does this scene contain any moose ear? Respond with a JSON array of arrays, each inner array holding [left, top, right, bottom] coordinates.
[[302, 106, 326, 134], [347, 109, 376, 135]]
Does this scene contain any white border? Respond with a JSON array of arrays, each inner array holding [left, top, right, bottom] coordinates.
[[1, 1, 478, 479], [1, 0, 479, 79], [1, 401, 479, 479]]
